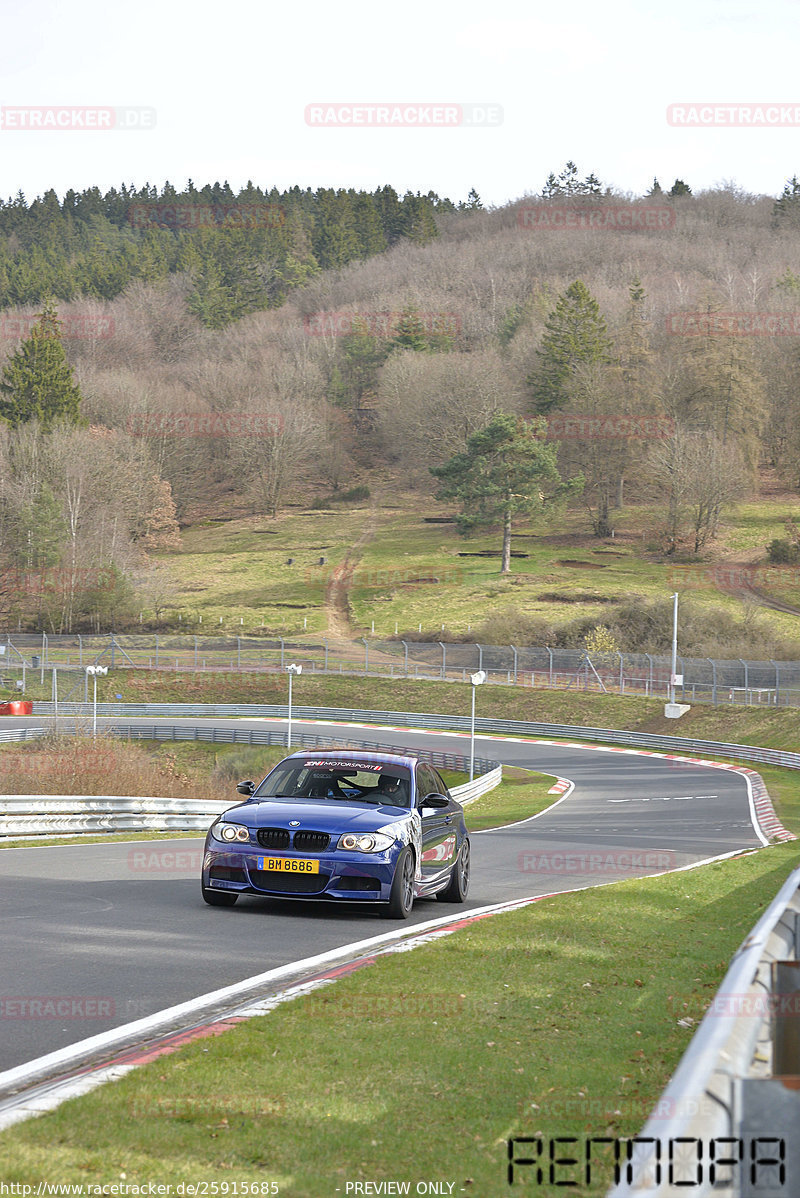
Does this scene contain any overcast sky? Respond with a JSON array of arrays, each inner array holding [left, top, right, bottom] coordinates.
[[1, 0, 798, 207]]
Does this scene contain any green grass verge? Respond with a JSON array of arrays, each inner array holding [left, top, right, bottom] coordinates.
[[465, 767, 559, 831], [2, 841, 798, 1196]]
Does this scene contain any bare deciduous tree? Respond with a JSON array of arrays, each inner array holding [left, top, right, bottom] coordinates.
[[647, 429, 746, 554]]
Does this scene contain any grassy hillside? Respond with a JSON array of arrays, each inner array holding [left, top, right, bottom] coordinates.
[[129, 485, 800, 659]]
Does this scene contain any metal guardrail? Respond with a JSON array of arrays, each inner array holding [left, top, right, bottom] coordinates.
[[451, 764, 503, 806], [0, 726, 502, 837], [0, 796, 232, 838], [24, 703, 792, 842], [3, 703, 794, 839], [103, 723, 499, 779], [30, 700, 800, 773], [0, 773, 502, 839], [0, 727, 46, 743], [609, 864, 800, 1198]]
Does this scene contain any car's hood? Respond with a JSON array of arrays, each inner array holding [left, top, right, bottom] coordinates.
[[220, 798, 409, 833]]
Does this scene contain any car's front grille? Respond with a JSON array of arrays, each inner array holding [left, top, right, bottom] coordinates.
[[257, 828, 291, 849], [293, 830, 330, 852], [249, 870, 329, 894]]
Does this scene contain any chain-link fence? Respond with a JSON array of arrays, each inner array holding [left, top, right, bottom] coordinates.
[[2, 632, 800, 706]]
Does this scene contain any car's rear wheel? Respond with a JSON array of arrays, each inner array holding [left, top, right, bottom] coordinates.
[[201, 882, 238, 907], [383, 846, 415, 919], [437, 837, 470, 903]]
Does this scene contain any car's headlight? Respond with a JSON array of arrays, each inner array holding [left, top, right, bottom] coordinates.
[[337, 832, 395, 853], [216, 821, 251, 843]]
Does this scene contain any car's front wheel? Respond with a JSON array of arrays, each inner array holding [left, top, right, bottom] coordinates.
[[437, 837, 470, 903], [383, 846, 415, 919], [201, 882, 238, 907]]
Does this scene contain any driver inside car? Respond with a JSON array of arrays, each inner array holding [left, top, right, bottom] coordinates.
[[374, 773, 408, 805]]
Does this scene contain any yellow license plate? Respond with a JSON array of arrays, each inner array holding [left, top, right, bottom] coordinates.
[[257, 856, 320, 874]]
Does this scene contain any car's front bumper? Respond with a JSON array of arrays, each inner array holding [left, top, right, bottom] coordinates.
[[202, 845, 400, 902]]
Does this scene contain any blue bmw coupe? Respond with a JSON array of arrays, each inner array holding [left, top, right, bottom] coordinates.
[[201, 749, 471, 918]]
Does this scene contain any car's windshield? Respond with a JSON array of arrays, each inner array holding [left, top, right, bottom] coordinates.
[[253, 759, 412, 807]]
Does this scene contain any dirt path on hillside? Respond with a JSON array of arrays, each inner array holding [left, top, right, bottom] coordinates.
[[720, 578, 800, 618], [319, 506, 429, 672], [323, 511, 378, 640]]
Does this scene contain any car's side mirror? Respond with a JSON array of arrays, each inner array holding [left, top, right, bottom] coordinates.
[[236, 780, 255, 796], [419, 792, 449, 809]]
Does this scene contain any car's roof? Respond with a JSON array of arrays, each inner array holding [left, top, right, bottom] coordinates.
[[281, 749, 419, 770]]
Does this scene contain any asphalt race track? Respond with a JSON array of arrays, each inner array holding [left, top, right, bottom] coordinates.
[[0, 716, 763, 1075]]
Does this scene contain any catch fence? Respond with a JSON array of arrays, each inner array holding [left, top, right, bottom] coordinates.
[[3, 633, 800, 707]]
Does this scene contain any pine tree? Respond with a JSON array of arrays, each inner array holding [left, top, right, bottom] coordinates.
[[391, 305, 430, 351], [541, 162, 602, 198], [0, 300, 82, 430], [773, 176, 800, 225], [334, 317, 391, 410], [352, 194, 387, 257], [406, 196, 438, 245], [431, 412, 582, 573], [187, 255, 234, 329], [528, 280, 613, 413]]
